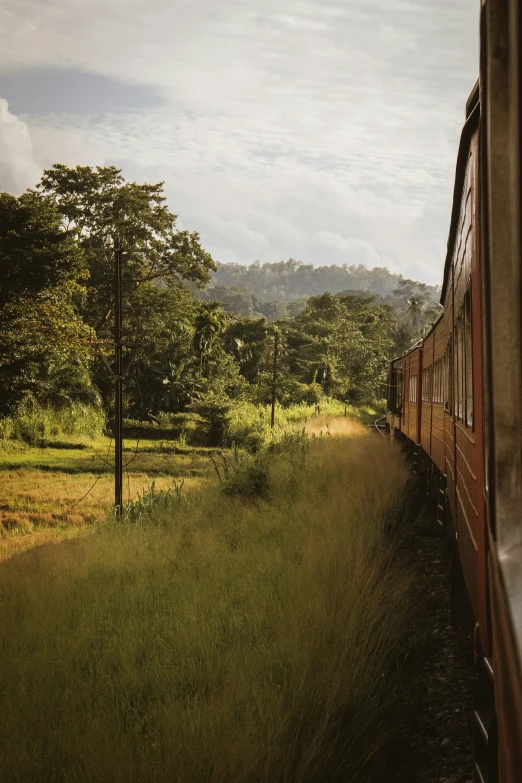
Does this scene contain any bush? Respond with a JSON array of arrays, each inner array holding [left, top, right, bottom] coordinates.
[[0, 403, 106, 445], [190, 393, 231, 446], [211, 448, 271, 499]]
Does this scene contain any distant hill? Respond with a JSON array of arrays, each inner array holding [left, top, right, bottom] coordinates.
[[200, 259, 441, 322]]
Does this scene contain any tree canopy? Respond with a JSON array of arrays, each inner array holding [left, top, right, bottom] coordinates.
[[0, 163, 436, 418]]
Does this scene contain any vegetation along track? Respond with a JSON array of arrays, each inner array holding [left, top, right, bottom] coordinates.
[[1, 420, 418, 783]]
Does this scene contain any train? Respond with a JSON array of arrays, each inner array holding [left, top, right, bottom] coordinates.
[[386, 2, 522, 781]]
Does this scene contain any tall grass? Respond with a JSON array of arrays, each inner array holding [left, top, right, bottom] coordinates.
[[0, 425, 411, 783], [227, 398, 384, 449], [0, 403, 106, 444]]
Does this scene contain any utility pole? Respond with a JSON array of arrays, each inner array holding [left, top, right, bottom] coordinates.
[[271, 327, 279, 429], [87, 239, 144, 518], [114, 241, 123, 516]]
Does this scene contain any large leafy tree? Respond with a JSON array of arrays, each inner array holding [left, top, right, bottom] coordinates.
[[114, 282, 199, 416], [0, 284, 95, 413], [0, 191, 85, 307], [283, 293, 394, 403], [0, 192, 92, 413], [36, 165, 216, 336]]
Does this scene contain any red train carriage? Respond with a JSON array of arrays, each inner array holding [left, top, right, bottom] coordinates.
[[386, 1, 522, 778]]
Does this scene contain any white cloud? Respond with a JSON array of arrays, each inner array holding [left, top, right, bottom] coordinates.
[[0, 0, 479, 283], [0, 99, 41, 194]]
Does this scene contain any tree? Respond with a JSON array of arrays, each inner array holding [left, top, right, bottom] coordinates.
[[0, 191, 85, 307], [0, 282, 94, 414], [0, 191, 93, 413], [193, 302, 227, 377], [103, 282, 199, 417], [36, 165, 216, 337], [159, 361, 205, 413], [406, 295, 424, 328], [284, 293, 394, 403], [222, 318, 269, 384]]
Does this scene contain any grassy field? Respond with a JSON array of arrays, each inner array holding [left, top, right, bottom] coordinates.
[[0, 420, 413, 783], [0, 401, 385, 560], [0, 436, 214, 559]]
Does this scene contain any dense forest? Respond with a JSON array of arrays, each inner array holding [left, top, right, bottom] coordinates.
[[202, 260, 441, 322], [0, 166, 442, 427]]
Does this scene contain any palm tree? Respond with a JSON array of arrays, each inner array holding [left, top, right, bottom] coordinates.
[[193, 302, 226, 377], [160, 361, 204, 412], [406, 295, 424, 329]]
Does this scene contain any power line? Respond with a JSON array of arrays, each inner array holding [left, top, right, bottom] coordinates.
[[68, 436, 113, 512]]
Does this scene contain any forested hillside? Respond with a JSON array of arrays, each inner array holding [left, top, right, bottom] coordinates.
[[202, 259, 441, 324]]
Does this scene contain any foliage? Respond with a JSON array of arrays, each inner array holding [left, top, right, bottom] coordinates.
[[0, 191, 86, 308], [0, 162, 441, 435], [189, 392, 232, 446], [206, 258, 439, 302], [193, 301, 227, 377], [0, 191, 93, 413], [0, 403, 106, 445], [0, 283, 96, 413], [280, 292, 394, 403], [37, 165, 215, 333], [211, 446, 271, 499], [222, 317, 269, 384]]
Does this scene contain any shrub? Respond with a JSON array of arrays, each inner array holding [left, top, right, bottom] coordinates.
[[190, 393, 231, 446], [0, 403, 106, 445], [211, 448, 270, 499]]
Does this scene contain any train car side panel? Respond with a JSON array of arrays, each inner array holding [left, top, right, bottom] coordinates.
[[453, 133, 487, 631], [443, 269, 456, 530], [431, 318, 446, 472], [421, 332, 434, 457], [407, 348, 422, 444]]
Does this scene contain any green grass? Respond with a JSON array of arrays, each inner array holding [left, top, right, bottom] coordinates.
[[0, 436, 218, 474], [0, 424, 412, 783], [227, 398, 386, 449], [0, 403, 106, 444]]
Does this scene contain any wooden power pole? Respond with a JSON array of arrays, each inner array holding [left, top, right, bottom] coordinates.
[[88, 238, 143, 518], [114, 242, 123, 516], [271, 327, 279, 429]]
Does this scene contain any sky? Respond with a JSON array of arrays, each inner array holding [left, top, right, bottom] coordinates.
[[0, 0, 479, 285]]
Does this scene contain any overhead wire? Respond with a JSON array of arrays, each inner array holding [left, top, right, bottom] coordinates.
[[68, 432, 113, 512]]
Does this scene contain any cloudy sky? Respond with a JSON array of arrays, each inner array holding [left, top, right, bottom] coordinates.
[[0, 0, 478, 285]]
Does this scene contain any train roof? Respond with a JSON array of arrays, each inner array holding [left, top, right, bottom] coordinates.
[[440, 80, 480, 305], [389, 307, 445, 364]]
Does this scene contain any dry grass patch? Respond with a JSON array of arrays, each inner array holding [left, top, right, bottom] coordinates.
[[300, 415, 368, 439], [0, 439, 214, 559]]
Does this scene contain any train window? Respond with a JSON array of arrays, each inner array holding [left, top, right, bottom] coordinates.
[[409, 374, 417, 403], [433, 359, 444, 404], [455, 311, 465, 421], [422, 367, 432, 402], [464, 287, 474, 428], [444, 338, 452, 414], [397, 370, 403, 405], [454, 288, 474, 428]]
